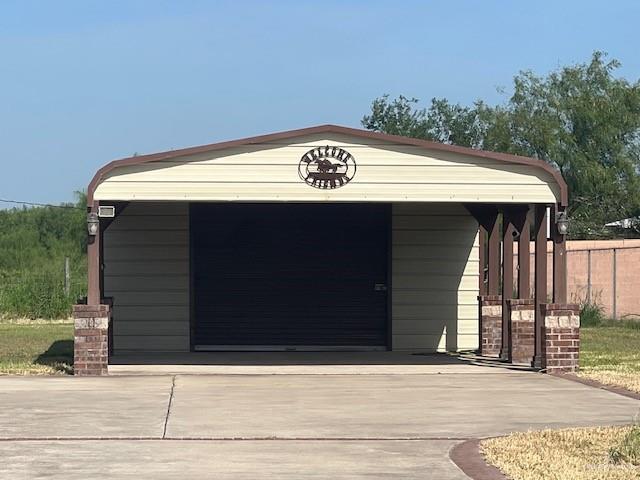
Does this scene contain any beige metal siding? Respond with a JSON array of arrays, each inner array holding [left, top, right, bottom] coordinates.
[[392, 203, 479, 352], [103, 200, 479, 353], [94, 133, 560, 203], [104, 202, 189, 352]]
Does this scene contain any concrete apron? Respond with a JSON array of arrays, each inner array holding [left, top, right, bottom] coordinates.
[[107, 351, 534, 375], [1, 373, 638, 480]]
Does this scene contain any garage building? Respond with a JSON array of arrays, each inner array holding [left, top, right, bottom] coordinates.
[[73, 125, 579, 375]]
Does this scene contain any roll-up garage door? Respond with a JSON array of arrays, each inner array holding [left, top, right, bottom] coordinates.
[[191, 203, 389, 350]]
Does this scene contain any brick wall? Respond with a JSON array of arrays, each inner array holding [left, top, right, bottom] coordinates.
[[479, 295, 502, 357], [73, 304, 110, 376], [540, 303, 580, 373], [508, 299, 534, 365]]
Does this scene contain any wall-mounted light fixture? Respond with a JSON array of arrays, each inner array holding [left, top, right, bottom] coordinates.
[[87, 212, 99, 236], [555, 210, 569, 235], [98, 205, 115, 218]]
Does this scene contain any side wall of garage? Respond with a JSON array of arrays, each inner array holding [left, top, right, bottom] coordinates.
[[104, 202, 190, 353], [391, 203, 479, 352], [104, 202, 478, 353]]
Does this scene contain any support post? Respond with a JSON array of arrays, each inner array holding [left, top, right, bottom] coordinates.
[[73, 303, 110, 375], [540, 207, 580, 372], [464, 204, 502, 357], [540, 303, 580, 373], [463, 204, 499, 295], [533, 205, 548, 368], [76, 201, 125, 375], [478, 294, 502, 357], [552, 205, 567, 304], [517, 211, 531, 299], [501, 210, 515, 361], [488, 217, 500, 296], [87, 202, 101, 305], [479, 226, 487, 296], [507, 298, 535, 364]]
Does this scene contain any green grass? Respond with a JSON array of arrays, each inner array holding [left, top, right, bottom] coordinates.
[[580, 323, 640, 393], [0, 321, 73, 375], [0, 316, 638, 379], [610, 424, 640, 466]]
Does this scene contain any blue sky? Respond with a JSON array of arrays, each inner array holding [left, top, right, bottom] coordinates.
[[1, 0, 639, 205]]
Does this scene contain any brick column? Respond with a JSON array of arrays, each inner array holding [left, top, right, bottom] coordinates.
[[540, 303, 580, 373], [478, 295, 502, 357], [73, 304, 110, 376], [507, 299, 535, 365]]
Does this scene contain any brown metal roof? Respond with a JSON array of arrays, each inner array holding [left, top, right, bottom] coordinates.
[[88, 124, 568, 205]]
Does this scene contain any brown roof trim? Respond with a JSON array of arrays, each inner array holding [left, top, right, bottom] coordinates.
[[87, 124, 568, 205]]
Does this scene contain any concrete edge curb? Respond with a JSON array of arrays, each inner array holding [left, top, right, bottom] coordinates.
[[550, 373, 640, 401], [0, 436, 469, 442], [449, 438, 507, 480]]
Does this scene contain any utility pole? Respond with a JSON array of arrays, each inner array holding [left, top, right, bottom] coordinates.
[[64, 257, 70, 295]]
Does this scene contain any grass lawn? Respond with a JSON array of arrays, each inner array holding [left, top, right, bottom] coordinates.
[[0, 317, 638, 388], [481, 322, 640, 479], [0, 320, 73, 375], [482, 426, 640, 480], [580, 324, 640, 394]]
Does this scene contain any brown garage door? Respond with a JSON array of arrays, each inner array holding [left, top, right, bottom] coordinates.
[[191, 203, 389, 350]]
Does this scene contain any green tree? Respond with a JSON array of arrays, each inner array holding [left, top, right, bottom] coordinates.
[[362, 52, 640, 238]]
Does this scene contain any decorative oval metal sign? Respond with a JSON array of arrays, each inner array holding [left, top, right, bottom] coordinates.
[[298, 146, 356, 189]]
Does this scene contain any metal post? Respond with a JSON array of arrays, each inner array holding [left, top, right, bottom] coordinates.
[[613, 248, 617, 320], [587, 249, 591, 304], [64, 257, 70, 295]]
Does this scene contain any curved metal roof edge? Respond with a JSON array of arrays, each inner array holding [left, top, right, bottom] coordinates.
[[87, 124, 568, 206]]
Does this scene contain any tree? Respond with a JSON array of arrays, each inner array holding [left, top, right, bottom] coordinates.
[[362, 52, 640, 238]]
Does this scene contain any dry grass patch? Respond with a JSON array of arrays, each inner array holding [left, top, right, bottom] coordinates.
[[581, 369, 640, 395], [481, 426, 640, 480], [580, 326, 640, 393]]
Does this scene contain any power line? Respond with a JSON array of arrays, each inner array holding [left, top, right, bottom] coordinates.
[[0, 198, 83, 210]]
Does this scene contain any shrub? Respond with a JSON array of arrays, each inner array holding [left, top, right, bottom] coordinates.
[[0, 268, 85, 319], [0, 193, 87, 319], [580, 301, 606, 327]]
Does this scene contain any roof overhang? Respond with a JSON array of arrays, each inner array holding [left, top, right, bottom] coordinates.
[[87, 124, 568, 206]]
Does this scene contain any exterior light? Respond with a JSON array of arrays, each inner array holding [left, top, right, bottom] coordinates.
[[98, 205, 116, 218], [87, 212, 99, 236], [555, 210, 568, 236]]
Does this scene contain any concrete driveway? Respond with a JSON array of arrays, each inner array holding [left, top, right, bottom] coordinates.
[[0, 369, 638, 479]]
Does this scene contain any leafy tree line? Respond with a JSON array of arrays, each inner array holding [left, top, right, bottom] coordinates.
[[362, 52, 640, 238], [0, 193, 87, 318]]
